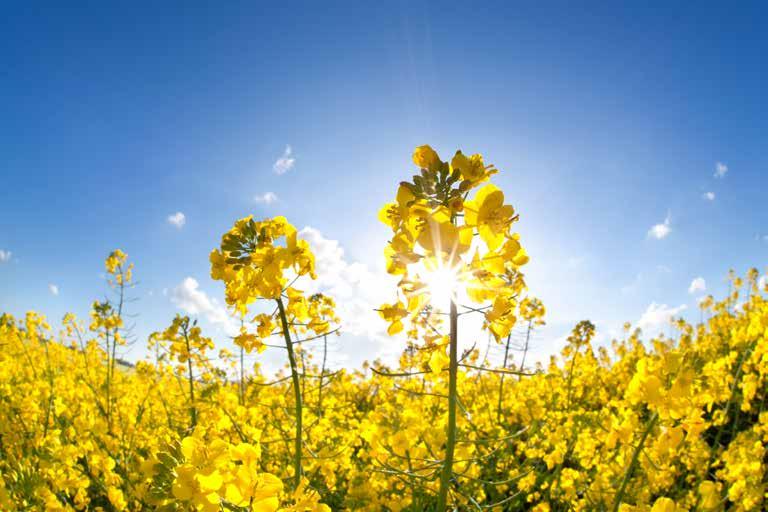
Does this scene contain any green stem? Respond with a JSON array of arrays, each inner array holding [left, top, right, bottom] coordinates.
[[105, 328, 112, 433], [239, 344, 245, 406], [318, 334, 327, 416], [611, 412, 658, 512], [277, 296, 303, 489], [43, 339, 55, 438], [183, 326, 197, 429], [108, 272, 126, 435], [496, 333, 512, 422], [437, 299, 459, 511], [707, 343, 753, 471], [565, 340, 579, 410], [519, 319, 532, 378]]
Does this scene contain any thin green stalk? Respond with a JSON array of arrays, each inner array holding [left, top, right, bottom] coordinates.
[[707, 343, 753, 471], [519, 319, 532, 379], [239, 344, 245, 406], [154, 338, 175, 430], [496, 333, 512, 421], [42, 339, 55, 438], [317, 334, 327, 416], [611, 412, 658, 512], [437, 299, 459, 510], [183, 326, 197, 429], [105, 328, 112, 433], [277, 296, 303, 489], [565, 342, 579, 409], [108, 270, 126, 434]]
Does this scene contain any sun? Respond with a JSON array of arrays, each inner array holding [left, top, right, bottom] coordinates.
[[420, 259, 463, 310]]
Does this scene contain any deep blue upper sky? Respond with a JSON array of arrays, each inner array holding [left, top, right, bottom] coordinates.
[[2, 2, 767, 367]]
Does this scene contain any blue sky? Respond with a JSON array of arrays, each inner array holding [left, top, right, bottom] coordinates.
[[2, 2, 767, 370]]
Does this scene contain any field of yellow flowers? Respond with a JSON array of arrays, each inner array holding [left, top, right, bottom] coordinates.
[[1, 146, 766, 511]]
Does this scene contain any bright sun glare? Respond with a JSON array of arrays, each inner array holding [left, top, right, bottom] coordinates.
[[421, 265, 462, 310]]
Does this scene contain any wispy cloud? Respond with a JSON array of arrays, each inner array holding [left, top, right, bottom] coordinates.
[[273, 145, 295, 175], [637, 302, 687, 333], [49, 284, 59, 296], [714, 161, 728, 178], [254, 192, 279, 204], [688, 276, 706, 294], [0, 250, 11, 263], [167, 212, 186, 228], [170, 277, 237, 336], [703, 191, 715, 201], [647, 213, 672, 240]]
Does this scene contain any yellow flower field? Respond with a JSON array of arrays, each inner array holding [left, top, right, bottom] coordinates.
[[1, 146, 766, 511]]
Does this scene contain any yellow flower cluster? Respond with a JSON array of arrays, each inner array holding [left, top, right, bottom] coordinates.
[[7, 275, 767, 510], [210, 216, 317, 312], [378, 144, 529, 341]]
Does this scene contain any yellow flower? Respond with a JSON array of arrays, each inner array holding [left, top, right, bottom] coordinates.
[[412, 144, 443, 172], [485, 294, 517, 341], [250, 474, 283, 511], [451, 150, 496, 183], [384, 232, 421, 275], [107, 486, 127, 511], [698, 481, 721, 510], [234, 331, 266, 354], [650, 497, 678, 512], [480, 236, 528, 274], [464, 183, 516, 250], [105, 249, 127, 273], [416, 209, 472, 263], [428, 344, 450, 373], [379, 301, 408, 335], [379, 184, 427, 237]]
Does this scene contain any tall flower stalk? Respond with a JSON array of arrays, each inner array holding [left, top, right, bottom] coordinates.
[[150, 315, 214, 431], [90, 250, 132, 434], [210, 216, 338, 490], [378, 145, 537, 509]]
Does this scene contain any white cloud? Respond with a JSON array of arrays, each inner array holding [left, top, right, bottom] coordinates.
[[167, 212, 186, 228], [49, 284, 59, 296], [703, 191, 715, 201], [296, 227, 497, 366], [170, 277, 237, 336], [637, 302, 687, 332], [688, 276, 706, 294], [0, 250, 11, 263], [647, 214, 672, 240], [759, 275, 767, 291], [254, 192, 279, 204], [299, 227, 394, 338], [714, 161, 728, 178], [273, 145, 295, 175]]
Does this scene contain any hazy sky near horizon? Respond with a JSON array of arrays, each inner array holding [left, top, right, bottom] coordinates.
[[2, 2, 767, 371]]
